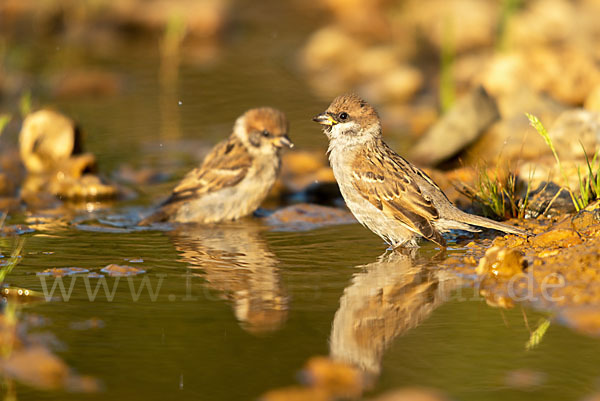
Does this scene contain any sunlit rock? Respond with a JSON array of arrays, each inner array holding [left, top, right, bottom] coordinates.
[[319, 0, 392, 39], [399, 0, 499, 53], [505, 0, 580, 48], [301, 26, 363, 90], [108, 0, 231, 39], [532, 229, 582, 248], [301, 357, 364, 399], [476, 246, 526, 278], [546, 109, 600, 160], [526, 47, 600, 106], [584, 84, 600, 112], [360, 66, 423, 103], [559, 307, 600, 337], [19, 110, 86, 174], [411, 86, 499, 166], [19, 109, 121, 204]]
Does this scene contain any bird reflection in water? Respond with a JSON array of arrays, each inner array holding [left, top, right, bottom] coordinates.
[[330, 250, 463, 377], [168, 221, 288, 335]]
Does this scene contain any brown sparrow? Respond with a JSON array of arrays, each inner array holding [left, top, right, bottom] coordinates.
[[140, 107, 293, 225], [313, 93, 527, 248]]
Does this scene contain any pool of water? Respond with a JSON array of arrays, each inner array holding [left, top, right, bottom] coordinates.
[[1, 1, 600, 400], [6, 223, 600, 401]]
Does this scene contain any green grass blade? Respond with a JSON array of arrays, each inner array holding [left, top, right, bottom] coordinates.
[[0, 114, 10, 136], [19, 91, 32, 117], [0, 237, 25, 284], [525, 318, 551, 351], [526, 113, 580, 211]]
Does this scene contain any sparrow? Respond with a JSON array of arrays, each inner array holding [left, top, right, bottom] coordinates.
[[139, 107, 293, 225], [313, 93, 527, 248]]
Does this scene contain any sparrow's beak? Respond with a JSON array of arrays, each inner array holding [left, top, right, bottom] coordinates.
[[312, 112, 337, 126], [274, 134, 294, 149]]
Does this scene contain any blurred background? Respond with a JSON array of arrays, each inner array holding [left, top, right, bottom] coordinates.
[[2, 0, 600, 215], [2, 0, 598, 171]]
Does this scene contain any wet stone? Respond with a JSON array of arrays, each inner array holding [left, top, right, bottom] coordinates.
[[19, 110, 83, 174], [100, 264, 146, 277], [559, 307, 600, 337], [570, 207, 600, 233], [301, 357, 364, 399], [37, 267, 90, 277], [0, 224, 34, 236], [114, 165, 171, 185], [526, 182, 577, 217], [533, 229, 581, 248], [476, 246, 526, 278], [124, 257, 144, 263], [265, 204, 356, 231]]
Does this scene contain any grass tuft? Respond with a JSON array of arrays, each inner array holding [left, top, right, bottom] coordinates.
[[525, 318, 551, 351], [459, 166, 531, 220]]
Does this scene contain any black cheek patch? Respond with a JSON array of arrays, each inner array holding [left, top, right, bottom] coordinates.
[[249, 132, 261, 147]]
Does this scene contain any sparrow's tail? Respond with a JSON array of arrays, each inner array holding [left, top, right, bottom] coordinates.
[[443, 210, 529, 237], [137, 208, 168, 226]]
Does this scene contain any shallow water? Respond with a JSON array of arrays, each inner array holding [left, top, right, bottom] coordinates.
[[2, 1, 600, 400], [7, 223, 600, 400]]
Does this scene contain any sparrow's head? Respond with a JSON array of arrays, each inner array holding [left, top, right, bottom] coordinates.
[[313, 93, 381, 145], [235, 107, 293, 155]]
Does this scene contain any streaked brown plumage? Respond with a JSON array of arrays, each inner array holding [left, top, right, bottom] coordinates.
[[313, 93, 527, 248], [140, 107, 292, 225]]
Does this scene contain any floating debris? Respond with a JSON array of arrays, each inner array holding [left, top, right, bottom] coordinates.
[[505, 369, 547, 390], [37, 267, 90, 277], [124, 257, 144, 263], [69, 318, 105, 331]]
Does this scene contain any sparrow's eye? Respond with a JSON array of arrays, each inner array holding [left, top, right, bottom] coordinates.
[[339, 112, 349, 121], [261, 130, 271, 137]]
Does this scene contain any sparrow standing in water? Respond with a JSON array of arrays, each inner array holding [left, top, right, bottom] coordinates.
[[140, 107, 293, 225], [313, 93, 526, 248]]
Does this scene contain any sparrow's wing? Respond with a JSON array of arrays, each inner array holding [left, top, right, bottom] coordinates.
[[138, 136, 253, 225], [351, 142, 445, 245], [166, 135, 252, 204]]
